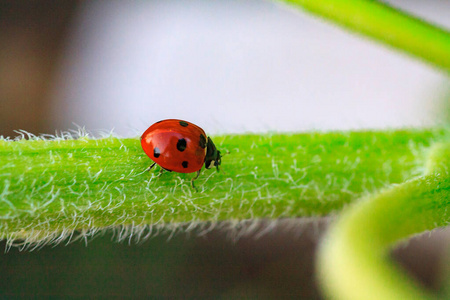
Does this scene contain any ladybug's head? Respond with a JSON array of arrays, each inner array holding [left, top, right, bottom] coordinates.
[[204, 137, 222, 171]]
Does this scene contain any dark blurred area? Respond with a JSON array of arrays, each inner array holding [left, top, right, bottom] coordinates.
[[0, 1, 78, 137], [0, 220, 326, 298], [0, 219, 449, 298], [1, 1, 450, 298]]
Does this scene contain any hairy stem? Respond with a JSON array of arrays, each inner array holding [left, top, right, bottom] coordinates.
[[0, 129, 446, 244]]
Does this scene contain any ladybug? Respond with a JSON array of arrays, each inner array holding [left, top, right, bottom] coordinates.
[[140, 119, 222, 189]]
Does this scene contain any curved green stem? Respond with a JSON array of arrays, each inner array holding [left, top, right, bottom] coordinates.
[[280, 0, 450, 73], [318, 142, 450, 300]]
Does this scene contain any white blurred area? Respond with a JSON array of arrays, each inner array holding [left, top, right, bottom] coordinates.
[[49, 0, 450, 137]]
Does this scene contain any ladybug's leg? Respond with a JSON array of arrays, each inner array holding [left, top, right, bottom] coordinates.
[[191, 170, 201, 191], [146, 162, 156, 172], [157, 167, 165, 177]]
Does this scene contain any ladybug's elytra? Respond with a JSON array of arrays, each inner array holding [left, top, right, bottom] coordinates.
[[140, 119, 222, 189]]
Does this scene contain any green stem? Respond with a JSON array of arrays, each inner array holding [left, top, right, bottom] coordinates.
[[317, 142, 450, 299], [0, 129, 445, 244], [280, 0, 450, 73]]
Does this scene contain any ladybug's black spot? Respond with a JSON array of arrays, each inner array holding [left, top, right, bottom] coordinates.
[[179, 121, 189, 127], [153, 147, 161, 158], [177, 138, 187, 152], [182, 161, 189, 168], [199, 134, 206, 148]]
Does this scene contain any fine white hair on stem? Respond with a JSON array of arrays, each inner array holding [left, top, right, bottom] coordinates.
[[2, 217, 335, 252], [7, 126, 122, 141]]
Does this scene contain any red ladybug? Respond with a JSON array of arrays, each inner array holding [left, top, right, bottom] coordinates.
[[141, 119, 222, 189]]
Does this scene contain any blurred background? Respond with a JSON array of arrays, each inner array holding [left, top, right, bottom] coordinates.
[[1, 0, 449, 138], [1, 0, 449, 298]]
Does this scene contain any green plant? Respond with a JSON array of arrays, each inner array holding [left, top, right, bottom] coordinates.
[[276, 0, 450, 298], [1, 0, 450, 298], [281, 0, 450, 73], [318, 142, 450, 300], [0, 129, 445, 245]]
